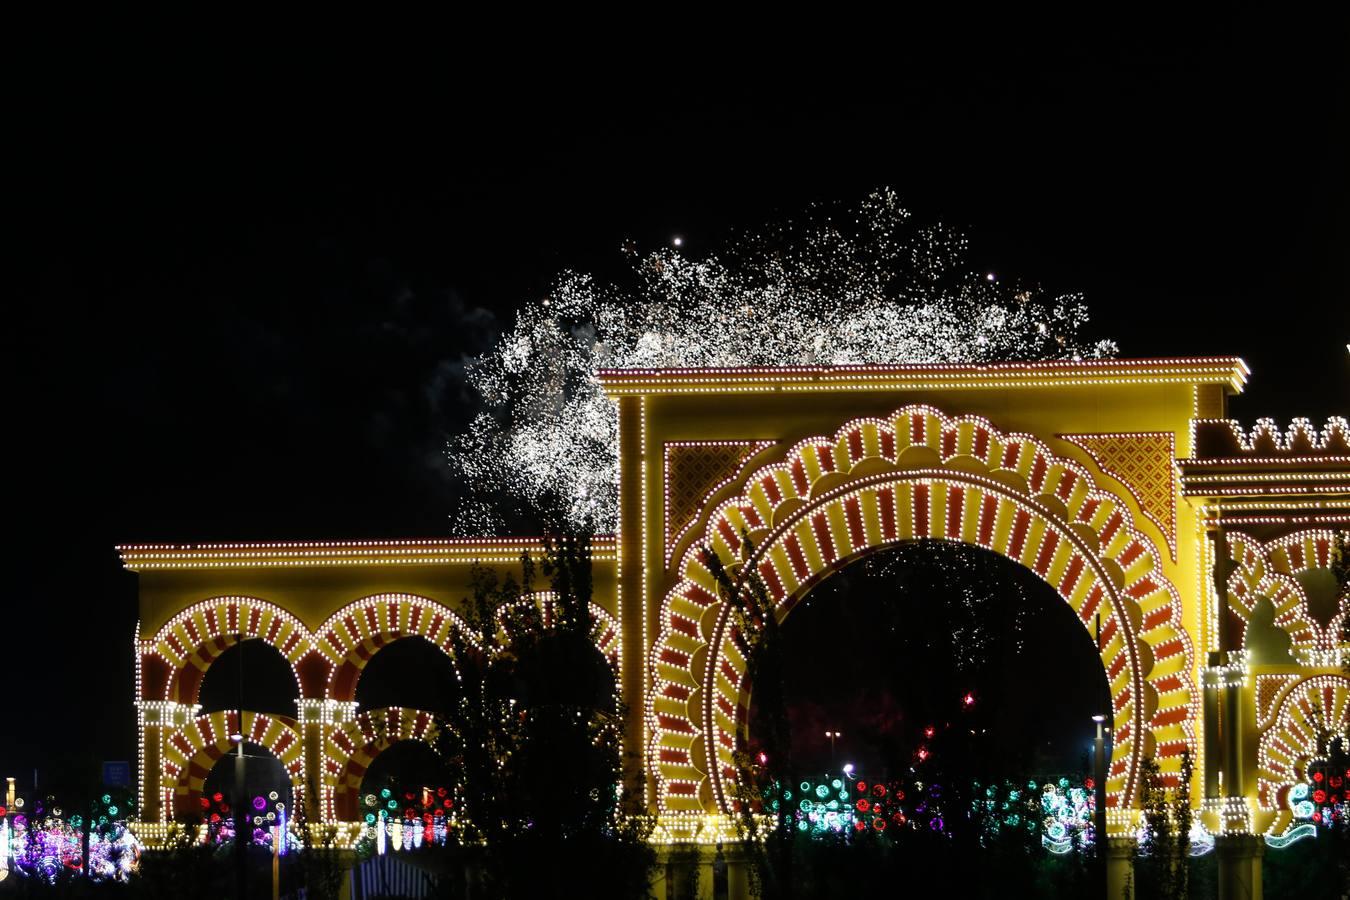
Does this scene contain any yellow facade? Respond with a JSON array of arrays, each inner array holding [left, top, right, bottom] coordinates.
[[123, 358, 1349, 895]]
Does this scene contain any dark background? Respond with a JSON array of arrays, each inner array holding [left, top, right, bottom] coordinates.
[[6, 22, 1348, 794]]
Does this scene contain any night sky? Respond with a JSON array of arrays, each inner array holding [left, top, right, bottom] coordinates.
[[7, 24, 1348, 794]]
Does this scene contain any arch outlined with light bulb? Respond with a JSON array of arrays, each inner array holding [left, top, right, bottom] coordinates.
[[147, 596, 312, 705], [325, 707, 443, 820], [1255, 674, 1350, 834], [160, 709, 305, 821], [649, 405, 1196, 830]]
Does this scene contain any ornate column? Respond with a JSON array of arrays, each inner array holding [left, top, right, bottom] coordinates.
[[1104, 836, 1136, 900], [616, 394, 649, 812], [1216, 833, 1264, 900], [724, 844, 752, 900], [1206, 528, 1261, 899], [296, 699, 357, 824], [136, 701, 198, 824]]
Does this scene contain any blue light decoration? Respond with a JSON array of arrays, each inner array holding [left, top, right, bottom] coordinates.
[[1265, 759, 1348, 850], [1264, 824, 1317, 850], [1187, 822, 1215, 856], [10, 805, 81, 884], [971, 777, 1095, 853]]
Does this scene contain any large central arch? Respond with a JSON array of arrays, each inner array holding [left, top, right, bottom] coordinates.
[[650, 406, 1196, 830]]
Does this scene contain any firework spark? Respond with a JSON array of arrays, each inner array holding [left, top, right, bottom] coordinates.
[[447, 189, 1116, 533]]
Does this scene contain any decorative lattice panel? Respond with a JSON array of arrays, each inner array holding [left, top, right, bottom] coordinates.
[[664, 441, 771, 554], [1061, 432, 1176, 557]]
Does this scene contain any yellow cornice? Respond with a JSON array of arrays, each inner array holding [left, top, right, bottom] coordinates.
[[596, 357, 1249, 396], [117, 535, 618, 571]]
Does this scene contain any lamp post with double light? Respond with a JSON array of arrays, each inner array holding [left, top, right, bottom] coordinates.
[[824, 731, 842, 767]]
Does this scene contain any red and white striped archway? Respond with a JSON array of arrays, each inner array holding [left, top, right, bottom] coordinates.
[[1226, 531, 1348, 657], [1256, 674, 1350, 833], [494, 592, 622, 671], [316, 594, 478, 701], [325, 707, 443, 820], [148, 596, 313, 705], [160, 709, 306, 821], [650, 406, 1195, 828]]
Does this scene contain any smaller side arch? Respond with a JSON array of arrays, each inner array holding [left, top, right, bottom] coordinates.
[[150, 597, 314, 704], [160, 710, 305, 821], [1228, 531, 1348, 659], [325, 707, 442, 820], [1256, 675, 1350, 833], [495, 592, 621, 671], [317, 594, 477, 702]]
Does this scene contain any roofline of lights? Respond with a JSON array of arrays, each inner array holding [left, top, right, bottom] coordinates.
[[116, 535, 618, 571], [595, 356, 1249, 395]]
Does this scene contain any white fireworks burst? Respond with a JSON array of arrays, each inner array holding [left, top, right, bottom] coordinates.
[[447, 189, 1116, 533]]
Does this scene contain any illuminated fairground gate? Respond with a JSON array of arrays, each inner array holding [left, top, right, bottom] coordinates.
[[121, 358, 1348, 899]]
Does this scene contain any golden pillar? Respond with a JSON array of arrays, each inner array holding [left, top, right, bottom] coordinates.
[[1104, 836, 1136, 900]]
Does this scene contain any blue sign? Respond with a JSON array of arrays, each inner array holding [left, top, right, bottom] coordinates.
[[102, 761, 131, 788]]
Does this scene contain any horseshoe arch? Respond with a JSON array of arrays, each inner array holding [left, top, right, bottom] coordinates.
[[650, 406, 1196, 830]]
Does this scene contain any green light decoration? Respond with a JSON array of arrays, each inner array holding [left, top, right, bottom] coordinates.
[[1267, 757, 1349, 849], [354, 781, 458, 858], [767, 768, 1105, 853]]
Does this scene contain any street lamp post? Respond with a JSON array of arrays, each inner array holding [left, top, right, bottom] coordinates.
[[232, 734, 247, 900], [1092, 714, 1108, 871], [824, 731, 842, 766]]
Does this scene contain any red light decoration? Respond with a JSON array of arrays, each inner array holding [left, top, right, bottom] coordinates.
[[963, 693, 975, 707], [856, 799, 870, 812]]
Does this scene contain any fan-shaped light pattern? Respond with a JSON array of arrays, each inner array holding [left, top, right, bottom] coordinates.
[[326, 707, 442, 820], [493, 592, 621, 670], [650, 406, 1194, 830], [161, 710, 305, 819], [1256, 675, 1350, 835], [147, 597, 313, 704], [317, 594, 478, 701], [1226, 531, 1348, 657]]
